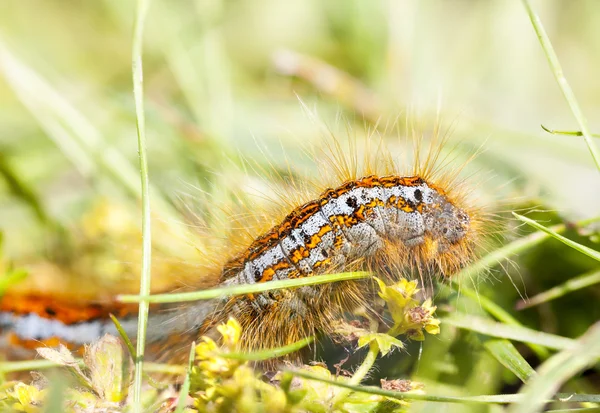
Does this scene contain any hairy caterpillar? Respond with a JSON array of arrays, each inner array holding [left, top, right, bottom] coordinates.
[[0, 125, 488, 360]]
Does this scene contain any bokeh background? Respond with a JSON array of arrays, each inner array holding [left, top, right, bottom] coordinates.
[[0, 0, 599, 411]]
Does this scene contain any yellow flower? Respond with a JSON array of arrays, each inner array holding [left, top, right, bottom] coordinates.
[[374, 278, 440, 341]]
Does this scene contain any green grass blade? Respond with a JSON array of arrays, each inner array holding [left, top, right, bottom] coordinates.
[[508, 322, 600, 413], [442, 313, 575, 350], [174, 342, 196, 413], [451, 282, 549, 359], [521, 0, 600, 172], [517, 269, 600, 310], [483, 339, 536, 383], [220, 336, 314, 361], [131, 0, 151, 409], [109, 314, 137, 359], [118, 271, 370, 303], [513, 213, 600, 262]]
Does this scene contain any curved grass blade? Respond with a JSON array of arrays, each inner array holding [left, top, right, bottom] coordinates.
[[521, 0, 600, 172], [109, 313, 137, 359], [517, 269, 600, 310], [513, 213, 600, 262], [508, 322, 600, 413], [541, 124, 600, 139], [442, 313, 575, 350], [118, 271, 370, 303]]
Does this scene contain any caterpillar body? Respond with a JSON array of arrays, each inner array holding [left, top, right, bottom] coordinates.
[[0, 132, 486, 359]]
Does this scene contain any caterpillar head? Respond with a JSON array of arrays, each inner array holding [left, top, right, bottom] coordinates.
[[390, 180, 475, 277], [420, 183, 475, 276], [424, 191, 470, 249]]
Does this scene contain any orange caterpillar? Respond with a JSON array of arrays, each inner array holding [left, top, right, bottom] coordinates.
[[0, 126, 489, 359]]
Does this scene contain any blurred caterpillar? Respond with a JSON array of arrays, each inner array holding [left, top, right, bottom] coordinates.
[[0, 125, 488, 360]]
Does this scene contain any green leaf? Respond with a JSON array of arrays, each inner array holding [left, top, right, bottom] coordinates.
[[357, 333, 404, 357], [483, 339, 536, 383]]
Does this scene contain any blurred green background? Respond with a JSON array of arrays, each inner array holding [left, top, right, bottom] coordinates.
[[0, 0, 599, 411]]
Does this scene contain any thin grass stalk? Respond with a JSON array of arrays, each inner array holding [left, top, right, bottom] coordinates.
[[131, 0, 152, 410]]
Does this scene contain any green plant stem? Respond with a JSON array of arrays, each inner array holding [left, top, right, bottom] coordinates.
[[331, 332, 380, 408], [522, 0, 600, 172], [349, 341, 380, 386], [174, 342, 196, 413], [131, 0, 151, 410]]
